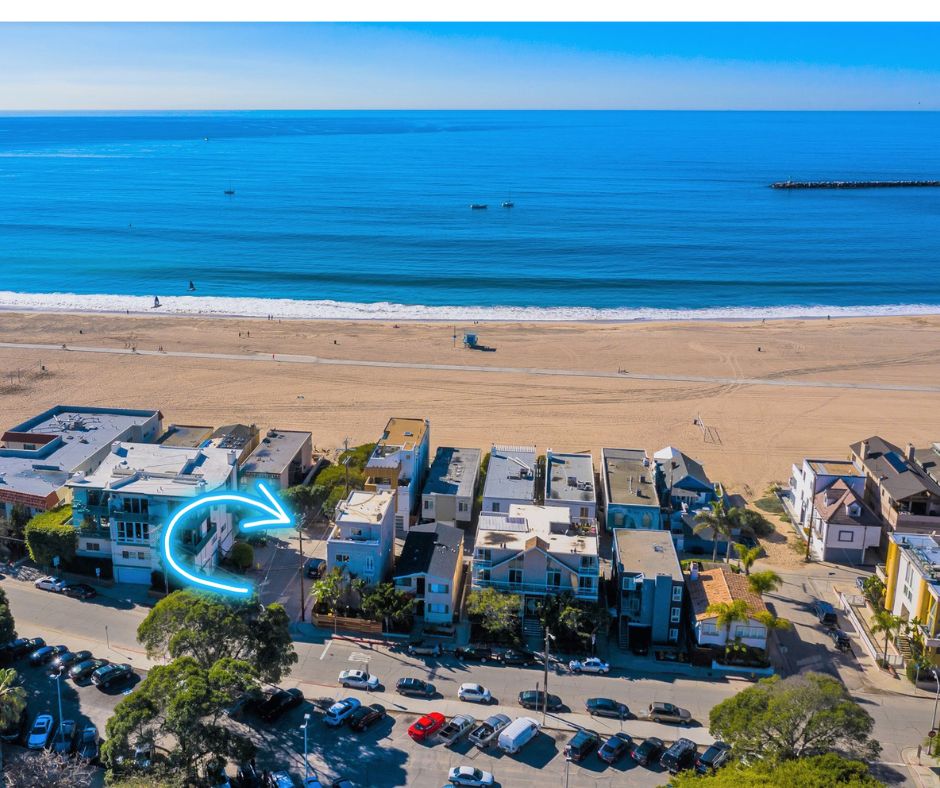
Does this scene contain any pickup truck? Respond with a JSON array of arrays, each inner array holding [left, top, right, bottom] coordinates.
[[438, 714, 476, 746], [468, 714, 511, 750]]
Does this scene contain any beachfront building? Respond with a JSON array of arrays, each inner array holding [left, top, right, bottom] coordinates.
[[601, 448, 663, 531], [68, 441, 239, 585], [685, 563, 770, 653], [394, 522, 464, 626], [612, 530, 684, 652], [326, 489, 396, 585], [240, 429, 313, 490], [654, 446, 716, 513], [0, 406, 163, 517], [807, 479, 882, 564], [787, 457, 866, 532], [544, 450, 596, 526], [420, 446, 481, 527], [482, 444, 537, 513], [209, 423, 260, 465], [364, 418, 430, 530], [471, 503, 599, 633], [884, 532, 940, 662], [851, 437, 940, 534]]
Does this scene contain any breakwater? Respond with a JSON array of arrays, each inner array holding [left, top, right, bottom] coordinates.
[[771, 180, 940, 189]]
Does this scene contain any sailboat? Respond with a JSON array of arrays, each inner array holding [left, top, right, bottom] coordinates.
[[188, 280, 196, 292], [502, 190, 514, 208]]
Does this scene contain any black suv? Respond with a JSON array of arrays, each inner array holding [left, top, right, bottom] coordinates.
[[348, 703, 386, 732], [257, 688, 304, 722], [92, 663, 134, 688], [828, 628, 851, 652], [632, 736, 664, 767], [454, 644, 493, 662], [813, 600, 838, 627], [499, 649, 539, 667], [564, 729, 601, 763], [660, 737, 697, 774], [396, 677, 435, 697], [29, 644, 68, 666]]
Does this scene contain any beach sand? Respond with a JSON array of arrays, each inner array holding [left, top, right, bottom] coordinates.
[[2, 310, 939, 517]]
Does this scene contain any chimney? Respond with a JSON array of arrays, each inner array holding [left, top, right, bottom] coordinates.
[[228, 450, 238, 466], [907, 443, 916, 462], [860, 440, 869, 459], [690, 562, 699, 581]]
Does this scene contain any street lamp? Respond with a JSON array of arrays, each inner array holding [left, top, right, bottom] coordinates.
[[931, 669, 940, 734], [300, 712, 311, 779], [542, 628, 555, 726], [52, 672, 65, 747]]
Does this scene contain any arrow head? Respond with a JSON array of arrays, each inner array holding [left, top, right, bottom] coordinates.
[[241, 482, 293, 530]]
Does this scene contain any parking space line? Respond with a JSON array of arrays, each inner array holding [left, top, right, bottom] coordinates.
[[319, 639, 332, 660]]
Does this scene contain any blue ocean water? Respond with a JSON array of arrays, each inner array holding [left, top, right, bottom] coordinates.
[[1, 110, 939, 320]]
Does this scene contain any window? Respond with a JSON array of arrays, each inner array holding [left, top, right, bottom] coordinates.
[[86, 542, 100, 552], [476, 548, 491, 562], [424, 499, 432, 510], [335, 554, 350, 564], [701, 622, 720, 636], [137, 551, 146, 560], [734, 625, 765, 640], [669, 628, 679, 641], [492, 502, 500, 513], [670, 607, 681, 623], [578, 576, 594, 590], [122, 497, 149, 515], [626, 596, 640, 613], [365, 556, 374, 572], [117, 521, 149, 544], [429, 583, 448, 594], [671, 585, 683, 602], [546, 568, 562, 588], [395, 515, 404, 528], [427, 603, 449, 614], [837, 530, 855, 543], [479, 569, 491, 582], [580, 506, 589, 520], [509, 568, 523, 585], [580, 555, 595, 570], [458, 501, 469, 512], [398, 577, 412, 587]]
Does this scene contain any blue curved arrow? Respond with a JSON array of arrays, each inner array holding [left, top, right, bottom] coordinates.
[[161, 482, 293, 596]]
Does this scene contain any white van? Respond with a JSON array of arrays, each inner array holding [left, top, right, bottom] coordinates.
[[498, 716, 540, 755]]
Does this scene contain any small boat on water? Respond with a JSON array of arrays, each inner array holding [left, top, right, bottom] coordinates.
[[188, 280, 196, 292], [502, 201, 514, 208], [470, 203, 488, 210], [224, 188, 235, 196]]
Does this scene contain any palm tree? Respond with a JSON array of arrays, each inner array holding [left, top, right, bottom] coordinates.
[[748, 570, 782, 596], [870, 610, 904, 666], [706, 599, 751, 645], [694, 500, 735, 563], [754, 610, 792, 632], [734, 543, 762, 576]]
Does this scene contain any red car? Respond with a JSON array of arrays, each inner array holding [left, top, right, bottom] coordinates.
[[408, 712, 446, 742]]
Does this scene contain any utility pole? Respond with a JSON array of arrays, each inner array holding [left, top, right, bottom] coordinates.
[[298, 514, 306, 622], [343, 436, 350, 494], [542, 628, 554, 726]]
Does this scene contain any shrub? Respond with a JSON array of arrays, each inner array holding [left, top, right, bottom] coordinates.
[[24, 506, 77, 569], [229, 541, 254, 572]]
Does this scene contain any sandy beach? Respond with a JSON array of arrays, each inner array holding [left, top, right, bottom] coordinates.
[[2, 309, 939, 509]]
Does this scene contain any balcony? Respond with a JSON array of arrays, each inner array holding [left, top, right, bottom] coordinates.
[[919, 624, 940, 650], [473, 577, 596, 600], [328, 526, 380, 546], [187, 523, 218, 556]]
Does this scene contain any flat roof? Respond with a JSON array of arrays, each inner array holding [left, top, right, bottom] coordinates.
[[891, 532, 940, 583], [484, 445, 537, 503], [602, 448, 658, 507], [807, 459, 861, 476], [476, 503, 597, 556], [241, 430, 310, 476], [211, 424, 258, 451], [69, 442, 234, 498], [157, 424, 214, 448], [377, 417, 428, 452], [395, 522, 463, 579], [336, 489, 395, 523], [613, 530, 682, 581], [423, 446, 481, 498], [545, 452, 595, 504], [0, 406, 160, 502]]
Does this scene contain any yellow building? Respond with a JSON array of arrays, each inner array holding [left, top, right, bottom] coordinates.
[[884, 532, 940, 661]]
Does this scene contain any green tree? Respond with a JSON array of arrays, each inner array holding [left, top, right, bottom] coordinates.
[[102, 656, 257, 784], [870, 609, 903, 665], [669, 753, 882, 787], [747, 570, 782, 596], [361, 583, 415, 632], [733, 543, 762, 576], [310, 567, 344, 616], [467, 587, 521, 641], [709, 672, 879, 763], [0, 668, 27, 731], [282, 484, 319, 517], [862, 575, 885, 610], [706, 599, 751, 644], [228, 541, 254, 572], [24, 505, 77, 570], [0, 586, 16, 644], [137, 590, 297, 684], [731, 507, 774, 538], [693, 500, 735, 563]]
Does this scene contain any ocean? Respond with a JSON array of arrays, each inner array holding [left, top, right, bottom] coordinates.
[[1, 110, 939, 321]]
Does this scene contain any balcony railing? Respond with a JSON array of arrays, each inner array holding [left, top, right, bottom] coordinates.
[[473, 577, 597, 599], [919, 624, 940, 649], [328, 526, 380, 546]]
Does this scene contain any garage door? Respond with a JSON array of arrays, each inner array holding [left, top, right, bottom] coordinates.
[[115, 566, 152, 585]]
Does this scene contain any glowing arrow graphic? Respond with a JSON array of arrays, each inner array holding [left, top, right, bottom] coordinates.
[[161, 482, 293, 596]]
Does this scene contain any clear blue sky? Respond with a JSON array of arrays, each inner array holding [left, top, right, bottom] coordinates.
[[1, 22, 938, 110]]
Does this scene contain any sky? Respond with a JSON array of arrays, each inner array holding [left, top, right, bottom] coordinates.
[[0, 22, 939, 110]]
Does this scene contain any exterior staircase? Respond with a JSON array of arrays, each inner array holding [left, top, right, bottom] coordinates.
[[522, 617, 544, 641], [896, 634, 913, 661]]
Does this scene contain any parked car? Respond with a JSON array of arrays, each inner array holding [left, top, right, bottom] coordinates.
[[568, 657, 610, 675], [339, 669, 380, 690], [224, 688, 264, 719], [52, 649, 93, 674], [1, 638, 34, 662], [237, 761, 263, 787], [457, 683, 492, 704], [597, 732, 632, 764], [439, 714, 476, 746], [585, 697, 629, 719], [408, 711, 446, 742], [646, 701, 692, 725], [91, 662, 134, 688], [498, 649, 539, 667], [348, 703, 386, 732], [468, 714, 511, 749], [407, 640, 442, 657], [454, 644, 492, 662], [19, 637, 45, 657], [447, 765, 495, 787], [303, 557, 326, 579], [77, 725, 100, 763], [498, 716, 540, 755], [323, 698, 361, 727], [70, 658, 109, 683], [27, 714, 55, 750], [397, 677, 436, 698], [257, 688, 304, 722], [0, 706, 28, 744], [631, 736, 665, 767], [62, 583, 97, 600], [51, 719, 79, 756], [661, 737, 698, 774], [34, 576, 60, 592], [518, 690, 562, 712], [564, 728, 601, 762], [813, 600, 838, 627], [696, 741, 732, 774], [29, 644, 68, 666], [828, 628, 852, 652]]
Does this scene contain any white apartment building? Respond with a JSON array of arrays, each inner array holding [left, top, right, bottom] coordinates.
[[326, 489, 396, 585]]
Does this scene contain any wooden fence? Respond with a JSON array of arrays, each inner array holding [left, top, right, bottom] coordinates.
[[313, 613, 383, 635]]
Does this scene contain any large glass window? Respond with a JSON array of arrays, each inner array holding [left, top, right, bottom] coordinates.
[[116, 521, 149, 543], [546, 568, 562, 588], [509, 568, 523, 585]]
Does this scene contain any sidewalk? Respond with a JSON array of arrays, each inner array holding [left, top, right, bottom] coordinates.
[[902, 747, 940, 788]]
